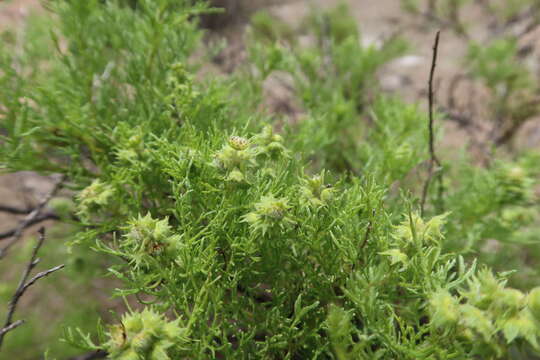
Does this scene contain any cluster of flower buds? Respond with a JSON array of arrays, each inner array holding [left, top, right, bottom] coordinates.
[[76, 179, 115, 220], [212, 126, 291, 183], [429, 289, 460, 328], [212, 135, 257, 183], [124, 213, 180, 268], [300, 171, 335, 208], [392, 212, 449, 246], [252, 125, 290, 159], [242, 194, 295, 235], [381, 211, 449, 272], [429, 269, 540, 347], [104, 308, 188, 360], [117, 132, 145, 163], [496, 164, 533, 205]]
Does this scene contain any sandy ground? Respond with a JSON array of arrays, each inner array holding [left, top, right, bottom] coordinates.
[[0, 0, 42, 31]]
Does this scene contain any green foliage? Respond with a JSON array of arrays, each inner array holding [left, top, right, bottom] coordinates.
[[250, 6, 409, 176], [467, 38, 531, 91], [429, 269, 540, 356], [1, 1, 540, 359], [442, 154, 540, 285], [485, 0, 538, 23], [399, 0, 540, 290], [466, 37, 540, 143], [400, 0, 471, 34], [401, 0, 538, 35]]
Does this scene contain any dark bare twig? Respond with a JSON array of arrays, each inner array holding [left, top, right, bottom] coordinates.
[[427, 32, 442, 168], [421, 31, 443, 217], [0, 205, 32, 215], [0, 175, 65, 259], [0, 228, 65, 348], [0, 212, 60, 240], [23, 264, 65, 291], [0, 320, 24, 337]]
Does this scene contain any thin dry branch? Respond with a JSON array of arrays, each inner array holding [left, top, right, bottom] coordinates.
[[0, 212, 60, 240], [0, 175, 65, 259], [420, 31, 444, 217], [0, 320, 24, 338], [0, 205, 33, 215], [427, 31, 442, 168], [0, 228, 65, 349]]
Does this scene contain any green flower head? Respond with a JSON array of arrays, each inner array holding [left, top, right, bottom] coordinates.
[[76, 179, 115, 220], [300, 170, 335, 208], [103, 308, 188, 360], [213, 135, 257, 183], [242, 194, 295, 234], [124, 214, 181, 268], [252, 125, 289, 159]]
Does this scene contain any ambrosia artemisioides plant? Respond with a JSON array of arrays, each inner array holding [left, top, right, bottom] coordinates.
[[1, 1, 540, 359]]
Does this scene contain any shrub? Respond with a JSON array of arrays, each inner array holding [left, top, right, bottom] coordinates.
[[1, 1, 540, 359]]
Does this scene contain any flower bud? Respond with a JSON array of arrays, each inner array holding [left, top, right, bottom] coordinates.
[[242, 194, 294, 234], [227, 168, 245, 182], [132, 331, 154, 353], [492, 288, 525, 315], [502, 310, 537, 343], [229, 136, 249, 151], [320, 187, 335, 203], [429, 289, 459, 328], [104, 309, 186, 360]]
